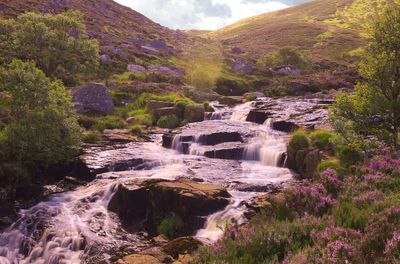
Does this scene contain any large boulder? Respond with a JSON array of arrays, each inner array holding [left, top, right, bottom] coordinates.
[[108, 179, 230, 235], [184, 104, 205, 123], [73, 83, 114, 115]]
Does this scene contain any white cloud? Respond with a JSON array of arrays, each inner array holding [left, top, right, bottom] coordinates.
[[114, 0, 306, 30]]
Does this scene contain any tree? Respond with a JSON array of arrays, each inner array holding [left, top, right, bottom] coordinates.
[[330, 5, 400, 150], [0, 11, 99, 85], [0, 60, 82, 167]]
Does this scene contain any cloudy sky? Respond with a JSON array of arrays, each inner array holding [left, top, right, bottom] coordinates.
[[114, 0, 309, 30]]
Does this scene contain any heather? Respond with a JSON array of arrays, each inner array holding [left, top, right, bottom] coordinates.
[[194, 153, 400, 264]]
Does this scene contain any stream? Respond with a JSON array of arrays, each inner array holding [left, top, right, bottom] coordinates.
[[0, 97, 329, 264]]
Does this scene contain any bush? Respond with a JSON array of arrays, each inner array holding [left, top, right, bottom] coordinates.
[[0, 163, 30, 187], [157, 114, 180, 129], [333, 200, 369, 231], [82, 131, 101, 144], [337, 146, 363, 167], [309, 130, 334, 150], [77, 115, 98, 129], [95, 116, 126, 131], [129, 125, 142, 136], [289, 130, 310, 152], [157, 215, 184, 239]]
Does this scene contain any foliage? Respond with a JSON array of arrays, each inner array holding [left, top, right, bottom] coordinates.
[[258, 47, 311, 69], [0, 60, 82, 167], [288, 130, 310, 152], [82, 131, 101, 144], [0, 11, 99, 85], [333, 200, 369, 231], [157, 215, 184, 239], [329, 5, 400, 150], [128, 109, 153, 127], [317, 159, 346, 176], [309, 130, 334, 150], [157, 114, 180, 129], [129, 125, 143, 136], [95, 116, 126, 132]]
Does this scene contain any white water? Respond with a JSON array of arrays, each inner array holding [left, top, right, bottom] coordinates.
[[0, 99, 295, 263]]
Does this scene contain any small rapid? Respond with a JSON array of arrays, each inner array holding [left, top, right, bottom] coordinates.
[[0, 98, 298, 263]]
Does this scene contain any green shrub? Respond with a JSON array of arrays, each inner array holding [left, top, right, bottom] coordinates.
[[77, 115, 98, 129], [317, 159, 347, 176], [82, 131, 101, 144], [333, 200, 369, 231], [95, 116, 126, 131], [258, 47, 312, 69], [309, 130, 334, 150], [337, 146, 363, 167], [157, 114, 180, 129], [289, 130, 310, 152], [129, 125, 142, 136], [245, 92, 257, 102], [157, 215, 184, 238], [0, 163, 30, 187], [128, 109, 153, 127]]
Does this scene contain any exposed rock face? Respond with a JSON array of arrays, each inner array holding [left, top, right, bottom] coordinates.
[[127, 64, 147, 73], [287, 147, 321, 179], [246, 110, 272, 124], [108, 179, 230, 235], [270, 120, 299, 133], [184, 104, 205, 123], [73, 83, 114, 115], [162, 237, 203, 258]]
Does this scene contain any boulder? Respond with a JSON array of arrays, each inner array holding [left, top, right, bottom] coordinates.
[[246, 110, 272, 124], [271, 120, 299, 133], [108, 180, 230, 235], [127, 64, 147, 73], [232, 58, 253, 74], [287, 147, 320, 179], [118, 254, 161, 264], [99, 54, 112, 63], [150, 39, 168, 50], [153, 107, 183, 120], [72, 83, 114, 115], [162, 237, 203, 258], [184, 104, 205, 123]]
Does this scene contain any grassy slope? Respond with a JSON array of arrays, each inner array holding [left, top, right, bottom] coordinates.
[[211, 0, 388, 66]]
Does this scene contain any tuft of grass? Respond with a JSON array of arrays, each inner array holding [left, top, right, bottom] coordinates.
[[82, 131, 101, 144], [157, 215, 184, 239]]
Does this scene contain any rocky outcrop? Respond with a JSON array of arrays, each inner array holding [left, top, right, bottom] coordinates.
[[73, 83, 114, 115], [287, 147, 321, 179], [184, 104, 205, 123], [270, 120, 299, 133], [232, 58, 253, 74], [108, 179, 230, 235]]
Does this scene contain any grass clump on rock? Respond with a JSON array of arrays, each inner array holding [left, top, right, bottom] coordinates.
[[288, 130, 310, 152], [157, 115, 180, 129], [157, 215, 184, 239]]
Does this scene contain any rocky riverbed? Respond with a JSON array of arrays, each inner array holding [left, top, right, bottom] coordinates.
[[0, 96, 331, 264]]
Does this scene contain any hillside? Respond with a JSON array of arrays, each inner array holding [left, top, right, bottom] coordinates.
[[0, 0, 200, 72], [212, 0, 388, 66]]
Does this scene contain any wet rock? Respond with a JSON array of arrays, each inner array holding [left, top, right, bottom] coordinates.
[[118, 254, 161, 264], [246, 110, 272, 124], [109, 179, 230, 235], [162, 237, 203, 259], [184, 104, 205, 123], [271, 120, 299, 133], [73, 83, 114, 115], [162, 133, 174, 148], [203, 142, 244, 160], [127, 64, 147, 73]]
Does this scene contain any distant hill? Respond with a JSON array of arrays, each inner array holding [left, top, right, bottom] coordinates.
[[212, 0, 388, 66], [0, 0, 200, 72]]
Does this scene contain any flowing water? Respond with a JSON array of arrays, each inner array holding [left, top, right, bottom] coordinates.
[[0, 99, 295, 263]]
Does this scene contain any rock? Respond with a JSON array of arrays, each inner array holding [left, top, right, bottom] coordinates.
[[141, 45, 159, 54], [153, 107, 183, 120], [141, 247, 173, 263], [271, 120, 299, 133], [131, 35, 147, 46], [184, 104, 205, 123], [219, 96, 243, 105], [216, 78, 250, 96], [203, 142, 244, 160], [119, 254, 161, 264], [102, 129, 138, 143], [173, 254, 194, 264], [183, 86, 221, 103], [152, 235, 169, 244], [231, 47, 243, 54], [99, 54, 112, 63], [150, 39, 168, 50], [273, 66, 301, 76], [72, 83, 114, 115], [232, 58, 253, 74], [146, 101, 175, 111], [246, 110, 272, 124], [127, 64, 147, 73], [162, 237, 203, 258], [148, 65, 183, 77], [287, 147, 320, 179], [109, 180, 230, 235]]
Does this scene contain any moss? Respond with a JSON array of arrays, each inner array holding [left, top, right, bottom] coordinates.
[[157, 215, 184, 239]]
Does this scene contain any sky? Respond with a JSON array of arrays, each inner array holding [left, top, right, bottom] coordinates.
[[114, 0, 309, 30]]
